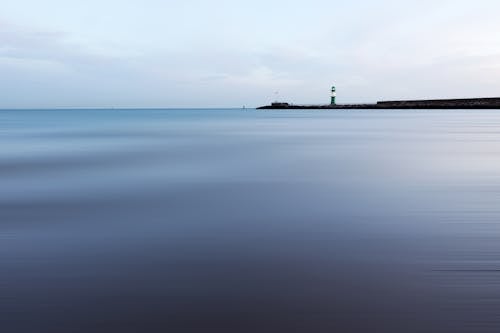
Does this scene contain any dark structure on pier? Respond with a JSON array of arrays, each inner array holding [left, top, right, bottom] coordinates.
[[377, 97, 500, 109]]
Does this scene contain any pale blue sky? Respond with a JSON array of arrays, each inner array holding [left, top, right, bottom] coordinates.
[[1, 0, 500, 107]]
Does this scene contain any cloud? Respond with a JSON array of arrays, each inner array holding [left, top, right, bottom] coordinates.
[[0, 20, 138, 79], [0, 21, 150, 107], [2, 0, 500, 108]]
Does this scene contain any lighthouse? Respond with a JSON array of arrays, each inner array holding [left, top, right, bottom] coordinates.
[[331, 86, 336, 105]]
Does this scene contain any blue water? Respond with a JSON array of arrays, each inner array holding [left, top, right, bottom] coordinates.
[[2, 108, 500, 332]]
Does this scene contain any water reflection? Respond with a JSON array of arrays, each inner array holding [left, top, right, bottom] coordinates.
[[2, 109, 500, 332]]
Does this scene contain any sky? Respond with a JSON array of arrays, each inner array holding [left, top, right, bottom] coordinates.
[[1, 0, 500, 108]]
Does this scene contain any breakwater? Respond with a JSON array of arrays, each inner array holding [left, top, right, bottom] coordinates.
[[258, 97, 500, 109]]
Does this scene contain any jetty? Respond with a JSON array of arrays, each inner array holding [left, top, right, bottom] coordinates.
[[258, 98, 500, 110], [258, 87, 500, 109]]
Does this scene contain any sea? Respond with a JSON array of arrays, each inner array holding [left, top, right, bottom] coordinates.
[[2, 108, 500, 332]]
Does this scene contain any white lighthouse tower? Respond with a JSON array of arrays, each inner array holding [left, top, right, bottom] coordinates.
[[331, 86, 336, 105]]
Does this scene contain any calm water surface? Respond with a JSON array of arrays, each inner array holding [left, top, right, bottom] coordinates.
[[2, 108, 500, 332]]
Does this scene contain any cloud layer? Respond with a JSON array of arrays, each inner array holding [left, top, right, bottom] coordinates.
[[1, 0, 500, 107]]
